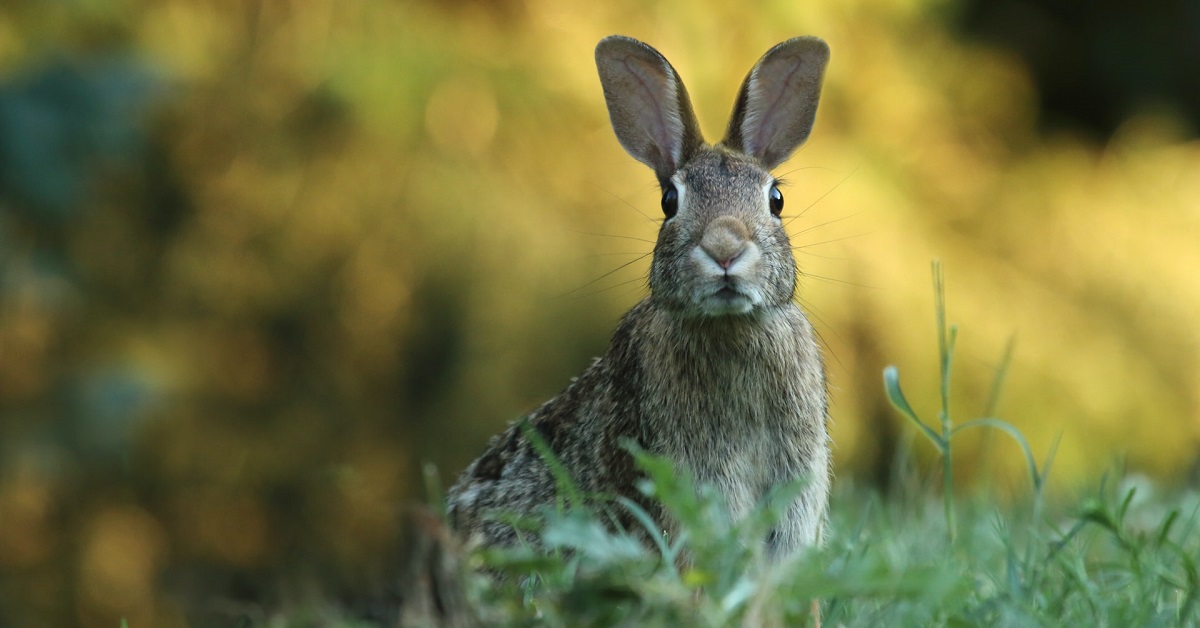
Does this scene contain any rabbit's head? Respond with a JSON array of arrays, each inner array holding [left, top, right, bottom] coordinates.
[[595, 36, 829, 318]]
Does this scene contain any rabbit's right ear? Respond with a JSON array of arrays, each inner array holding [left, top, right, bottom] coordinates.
[[595, 36, 705, 180], [722, 37, 829, 170]]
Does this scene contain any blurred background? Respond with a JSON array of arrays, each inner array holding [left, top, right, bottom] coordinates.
[[1, 0, 1199, 625]]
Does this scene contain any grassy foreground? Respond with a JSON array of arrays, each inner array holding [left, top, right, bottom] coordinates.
[[283, 266, 1200, 627], [269, 450, 1198, 625], [220, 458, 1200, 627], [451, 265, 1197, 627], [257, 469, 1198, 628], [432, 459, 1198, 627]]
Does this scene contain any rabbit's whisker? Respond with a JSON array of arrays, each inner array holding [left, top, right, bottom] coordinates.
[[791, 295, 849, 373], [598, 186, 662, 225], [569, 229, 656, 245], [569, 275, 650, 302], [783, 166, 857, 225], [794, 249, 848, 260], [555, 252, 652, 299], [587, 251, 654, 258], [792, 232, 871, 250], [799, 272, 876, 289], [789, 212, 861, 237]]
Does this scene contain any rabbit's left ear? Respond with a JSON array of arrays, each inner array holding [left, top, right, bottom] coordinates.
[[596, 36, 705, 179], [722, 37, 829, 170]]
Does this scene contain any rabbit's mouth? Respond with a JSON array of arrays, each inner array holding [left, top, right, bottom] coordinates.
[[697, 283, 759, 316]]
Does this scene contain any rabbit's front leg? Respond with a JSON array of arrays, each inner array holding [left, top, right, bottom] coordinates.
[[765, 474, 829, 560]]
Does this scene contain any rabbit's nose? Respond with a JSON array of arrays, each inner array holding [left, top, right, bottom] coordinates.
[[700, 216, 750, 270]]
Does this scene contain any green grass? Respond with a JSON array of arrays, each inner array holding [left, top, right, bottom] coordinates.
[[453, 458, 1199, 627], [425, 261, 1199, 626], [461, 262, 1197, 626], [295, 264, 1200, 626]]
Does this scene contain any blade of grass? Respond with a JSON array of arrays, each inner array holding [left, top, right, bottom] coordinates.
[[952, 418, 1043, 492], [520, 419, 584, 507], [932, 260, 957, 542], [883, 366, 944, 452], [981, 336, 1017, 419], [614, 495, 679, 577]]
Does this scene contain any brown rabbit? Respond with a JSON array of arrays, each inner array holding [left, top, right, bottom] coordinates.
[[447, 35, 831, 561]]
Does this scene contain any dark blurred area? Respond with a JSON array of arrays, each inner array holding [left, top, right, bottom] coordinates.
[[954, 0, 1200, 139], [1, 1, 1199, 626]]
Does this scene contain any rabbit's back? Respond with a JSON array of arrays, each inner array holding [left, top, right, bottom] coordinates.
[[446, 313, 653, 547]]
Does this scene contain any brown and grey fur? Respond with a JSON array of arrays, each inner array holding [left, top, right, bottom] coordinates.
[[448, 35, 832, 560]]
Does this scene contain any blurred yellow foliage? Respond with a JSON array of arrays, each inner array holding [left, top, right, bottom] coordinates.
[[0, 0, 1198, 624]]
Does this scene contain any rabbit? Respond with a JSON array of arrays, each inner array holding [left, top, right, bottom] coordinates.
[[447, 35, 831, 562]]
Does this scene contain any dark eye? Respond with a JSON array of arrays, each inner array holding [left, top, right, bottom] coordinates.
[[769, 185, 784, 216], [661, 185, 679, 219]]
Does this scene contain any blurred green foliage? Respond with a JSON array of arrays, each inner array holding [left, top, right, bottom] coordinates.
[[0, 0, 1198, 625]]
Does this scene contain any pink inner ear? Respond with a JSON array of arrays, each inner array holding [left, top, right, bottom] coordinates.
[[622, 56, 682, 167], [745, 57, 806, 159], [732, 41, 826, 169]]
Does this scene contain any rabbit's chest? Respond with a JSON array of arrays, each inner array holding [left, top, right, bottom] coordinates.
[[651, 379, 822, 517], [637, 306, 828, 517], [685, 422, 784, 516]]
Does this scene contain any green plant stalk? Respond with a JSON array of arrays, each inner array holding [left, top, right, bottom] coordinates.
[[933, 260, 957, 542], [884, 260, 1046, 546], [977, 335, 1016, 482]]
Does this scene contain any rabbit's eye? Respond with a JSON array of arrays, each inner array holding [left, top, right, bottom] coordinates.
[[661, 186, 679, 218], [769, 185, 784, 216]]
